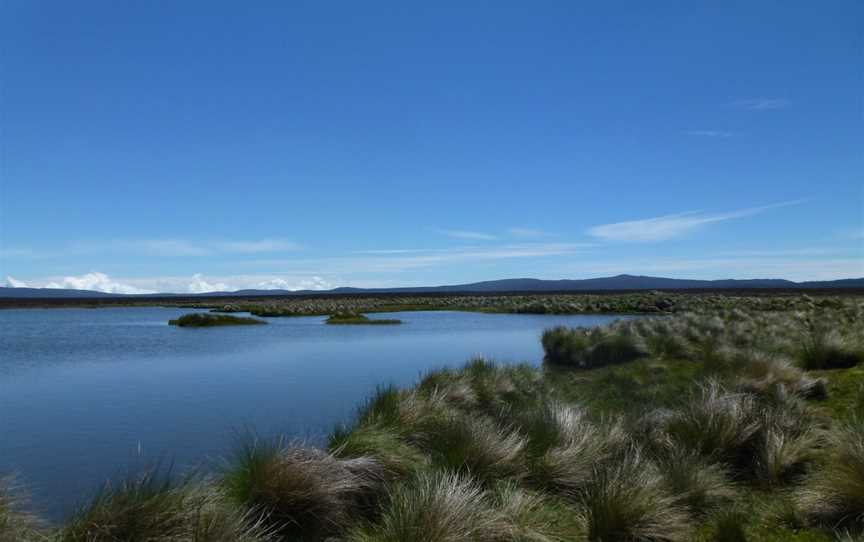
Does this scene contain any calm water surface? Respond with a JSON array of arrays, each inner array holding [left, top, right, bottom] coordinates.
[[0, 307, 632, 520]]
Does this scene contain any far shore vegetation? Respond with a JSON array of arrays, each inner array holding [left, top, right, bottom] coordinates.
[[168, 312, 266, 327], [326, 311, 403, 325], [2, 293, 863, 541]]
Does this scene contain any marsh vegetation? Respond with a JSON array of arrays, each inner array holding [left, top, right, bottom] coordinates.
[[2, 295, 863, 541], [168, 313, 267, 327], [326, 312, 403, 325], [206, 291, 842, 318]]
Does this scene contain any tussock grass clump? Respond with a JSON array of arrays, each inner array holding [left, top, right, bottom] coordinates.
[[329, 424, 429, 480], [581, 449, 693, 542], [753, 417, 822, 488], [347, 471, 510, 542], [655, 450, 736, 516], [59, 468, 274, 542], [0, 477, 42, 542], [526, 404, 630, 498], [735, 353, 827, 400], [491, 483, 587, 541], [708, 506, 750, 542], [542, 324, 647, 369], [639, 320, 688, 360], [169, 312, 266, 327], [795, 317, 863, 370], [797, 418, 864, 531], [222, 438, 386, 538], [663, 381, 760, 466], [417, 414, 527, 484], [356, 386, 451, 438]]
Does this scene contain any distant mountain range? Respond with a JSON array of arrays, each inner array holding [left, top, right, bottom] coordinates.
[[2, 274, 863, 299]]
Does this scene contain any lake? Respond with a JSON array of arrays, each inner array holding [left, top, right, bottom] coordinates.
[[0, 307, 632, 520]]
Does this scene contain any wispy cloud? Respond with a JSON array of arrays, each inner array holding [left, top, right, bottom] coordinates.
[[508, 227, 552, 238], [214, 240, 302, 254], [3, 238, 302, 259], [731, 98, 792, 110], [684, 130, 734, 138], [244, 243, 591, 274], [435, 229, 499, 241], [588, 200, 806, 242]]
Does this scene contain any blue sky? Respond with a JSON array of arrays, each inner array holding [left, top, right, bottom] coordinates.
[[1, 1, 862, 293]]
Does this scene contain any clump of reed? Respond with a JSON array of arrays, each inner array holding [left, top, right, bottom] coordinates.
[[654, 449, 736, 516], [796, 417, 864, 533], [221, 437, 387, 539], [581, 448, 693, 542], [329, 424, 429, 480], [794, 314, 863, 370], [733, 352, 827, 400], [655, 380, 823, 486], [346, 471, 511, 542], [416, 414, 527, 485], [0, 476, 42, 542], [522, 401, 628, 498], [348, 471, 587, 542], [542, 323, 647, 368], [59, 468, 274, 542]]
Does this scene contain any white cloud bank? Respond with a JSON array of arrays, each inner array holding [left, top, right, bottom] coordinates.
[[44, 272, 155, 294], [4, 276, 29, 288], [186, 274, 229, 293], [256, 276, 331, 290], [17, 272, 335, 294], [588, 200, 805, 242]]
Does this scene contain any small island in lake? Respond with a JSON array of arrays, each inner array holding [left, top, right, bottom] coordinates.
[[325, 311, 402, 325], [169, 313, 267, 327]]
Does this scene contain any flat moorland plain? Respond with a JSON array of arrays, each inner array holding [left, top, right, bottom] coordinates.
[[198, 291, 862, 318], [1, 294, 863, 541]]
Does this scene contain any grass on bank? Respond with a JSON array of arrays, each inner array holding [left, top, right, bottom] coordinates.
[[325, 312, 402, 325], [3, 296, 863, 541], [168, 313, 267, 327]]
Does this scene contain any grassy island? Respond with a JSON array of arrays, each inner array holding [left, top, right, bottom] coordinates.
[[325, 311, 402, 325], [3, 295, 863, 541], [168, 312, 267, 327]]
